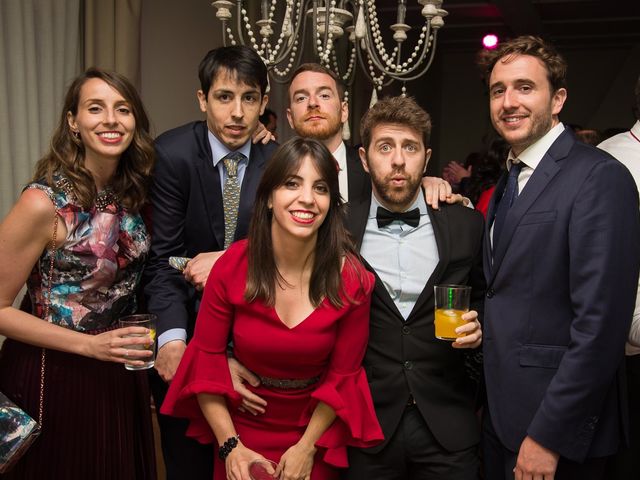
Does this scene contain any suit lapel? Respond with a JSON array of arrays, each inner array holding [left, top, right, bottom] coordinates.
[[194, 123, 225, 248], [236, 144, 266, 241], [346, 146, 370, 201], [489, 129, 574, 282], [406, 204, 450, 323], [346, 195, 370, 251], [346, 195, 404, 318], [484, 173, 507, 278]]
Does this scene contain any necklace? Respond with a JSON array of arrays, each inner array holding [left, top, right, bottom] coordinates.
[[55, 175, 118, 212]]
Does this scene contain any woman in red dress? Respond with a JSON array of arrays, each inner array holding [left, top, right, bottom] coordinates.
[[161, 137, 383, 480]]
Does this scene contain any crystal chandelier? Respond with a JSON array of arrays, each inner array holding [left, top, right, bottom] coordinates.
[[211, 0, 448, 97]]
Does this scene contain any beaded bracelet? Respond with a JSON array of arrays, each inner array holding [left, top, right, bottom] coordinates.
[[218, 434, 240, 460]]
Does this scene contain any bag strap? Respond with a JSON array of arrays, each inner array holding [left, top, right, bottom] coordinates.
[[38, 209, 58, 426]]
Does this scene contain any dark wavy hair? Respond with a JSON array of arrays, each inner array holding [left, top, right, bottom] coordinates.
[[245, 137, 360, 308], [32, 67, 154, 212]]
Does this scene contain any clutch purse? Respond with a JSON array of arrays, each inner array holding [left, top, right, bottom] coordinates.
[[0, 392, 41, 473], [0, 200, 57, 471]]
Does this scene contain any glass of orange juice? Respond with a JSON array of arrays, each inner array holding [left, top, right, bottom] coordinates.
[[119, 314, 157, 370], [434, 285, 471, 341]]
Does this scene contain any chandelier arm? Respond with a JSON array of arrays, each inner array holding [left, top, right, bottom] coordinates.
[[235, 0, 249, 48], [366, 21, 435, 79], [381, 33, 439, 82], [268, 0, 307, 65], [221, 20, 229, 47], [355, 40, 393, 88]]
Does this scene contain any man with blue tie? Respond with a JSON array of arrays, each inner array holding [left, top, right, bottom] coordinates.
[[480, 35, 640, 480], [144, 46, 277, 479]]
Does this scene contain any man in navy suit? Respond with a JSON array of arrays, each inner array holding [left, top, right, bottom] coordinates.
[[144, 46, 277, 479], [480, 35, 640, 480]]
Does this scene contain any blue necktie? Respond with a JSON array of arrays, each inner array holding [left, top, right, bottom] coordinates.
[[493, 160, 523, 249]]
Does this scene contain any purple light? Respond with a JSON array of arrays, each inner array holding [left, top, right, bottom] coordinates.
[[483, 34, 498, 49]]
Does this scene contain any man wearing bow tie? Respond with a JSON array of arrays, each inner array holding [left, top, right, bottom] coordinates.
[[345, 96, 486, 479]]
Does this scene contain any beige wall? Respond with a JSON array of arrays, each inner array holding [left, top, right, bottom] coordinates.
[[140, 0, 223, 136]]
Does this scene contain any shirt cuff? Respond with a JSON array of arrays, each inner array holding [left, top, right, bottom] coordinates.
[[158, 329, 187, 349]]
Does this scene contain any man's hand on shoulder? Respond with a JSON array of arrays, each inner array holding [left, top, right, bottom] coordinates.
[[514, 436, 559, 480], [183, 251, 225, 290], [252, 122, 275, 144], [155, 340, 187, 383], [422, 177, 470, 209]]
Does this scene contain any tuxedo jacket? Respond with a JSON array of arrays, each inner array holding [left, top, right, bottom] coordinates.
[[144, 121, 277, 338], [344, 145, 370, 201], [482, 129, 640, 462], [347, 195, 486, 453]]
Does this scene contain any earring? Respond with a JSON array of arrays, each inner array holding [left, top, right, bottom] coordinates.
[[71, 130, 81, 143]]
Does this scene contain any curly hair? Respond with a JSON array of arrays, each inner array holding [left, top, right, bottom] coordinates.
[[477, 35, 567, 92], [360, 96, 432, 151], [32, 68, 154, 212]]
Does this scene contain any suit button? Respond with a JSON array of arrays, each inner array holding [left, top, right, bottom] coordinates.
[[402, 326, 411, 335], [486, 288, 495, 298], [404, 361, 413, 370]]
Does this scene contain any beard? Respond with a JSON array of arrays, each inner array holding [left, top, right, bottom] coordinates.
[[369, 167, 423, 211], [293, 110, 342, 141], [495, 105, 554, 156]]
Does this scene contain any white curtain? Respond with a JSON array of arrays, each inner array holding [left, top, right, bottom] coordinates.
[[0, 0, 82, 218]]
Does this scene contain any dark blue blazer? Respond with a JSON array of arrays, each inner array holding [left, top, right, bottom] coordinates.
[[144, 121, 277, 338], [482, 128, 640, 462]]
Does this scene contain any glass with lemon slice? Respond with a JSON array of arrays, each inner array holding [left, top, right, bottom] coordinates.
[[119, 314, 157, 370]]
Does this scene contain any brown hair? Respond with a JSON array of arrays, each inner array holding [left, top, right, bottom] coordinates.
[[245, 137, 359, 308], [477, 35, 567, 92], [288, 63, 346, 103], [32, 67, 154, 212], [360, 96, 432, 151]]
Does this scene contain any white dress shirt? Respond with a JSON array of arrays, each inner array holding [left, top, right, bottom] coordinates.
[[332, 141, 350, 202], [360, 193, 438, 320]]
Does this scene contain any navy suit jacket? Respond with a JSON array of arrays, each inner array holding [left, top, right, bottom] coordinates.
[[144, 121, 277, 338], [482, 128, 640, 462], [347, 194, 485, 453]]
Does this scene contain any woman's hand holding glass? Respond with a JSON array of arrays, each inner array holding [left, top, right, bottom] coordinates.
[[276, 441, 316, 480], [84, 326, 153, 365], [226, 442, 271, 480]]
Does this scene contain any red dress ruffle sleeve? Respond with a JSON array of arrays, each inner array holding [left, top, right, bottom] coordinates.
[[306, 258, 384, 467]]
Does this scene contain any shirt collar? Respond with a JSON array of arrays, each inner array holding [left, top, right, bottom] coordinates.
[[208, 131, 251, 167], [507, 122, 565, 171], [332, 141, 347, 171]]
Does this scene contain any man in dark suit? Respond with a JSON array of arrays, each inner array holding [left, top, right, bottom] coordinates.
[[344, 96, 486, 479], [286, 63, 370, 202], [144, 46, 277, 479], [479, 36, 640, 480]]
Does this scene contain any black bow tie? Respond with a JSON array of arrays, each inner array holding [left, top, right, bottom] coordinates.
[[376, 207, 420, 228]]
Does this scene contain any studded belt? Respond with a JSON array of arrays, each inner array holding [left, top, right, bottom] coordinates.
[[258, 374, 321, 390]]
